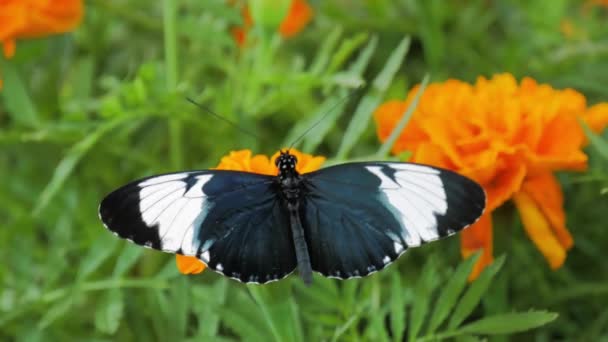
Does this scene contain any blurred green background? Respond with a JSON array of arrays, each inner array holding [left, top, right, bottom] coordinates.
[[1, 0, 608, 340]]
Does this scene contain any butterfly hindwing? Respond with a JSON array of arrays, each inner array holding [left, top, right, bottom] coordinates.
[[301, 162, 486, 279], [99, 170, 296, 284]]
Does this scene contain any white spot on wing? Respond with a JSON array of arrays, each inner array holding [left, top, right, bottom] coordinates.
[[394, 242, 404, 254], [216, 263, 223, 271], [138, 174, 213, 254], [201, 251, 210, 262], [383, 255, 391, 264], [139, 181, 185, 211], [366, 165, 448, 247]]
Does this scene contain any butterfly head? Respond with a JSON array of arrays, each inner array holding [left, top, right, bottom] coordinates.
[[276, 150, 298, 174]]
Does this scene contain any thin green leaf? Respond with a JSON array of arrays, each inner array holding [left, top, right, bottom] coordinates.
[[579, 119, 608, 160], [427, 253, 481, 333], [0, 62, 39, 127], [448, 255, 506, 329], [372, 37, 411, 91], [218, 292, 272, 342], [331, 314, 359, 342], [337, 36, 411, 159], [348, 36, 379, 75], [390, 273, 406, 342], [94, 290, 124, 334], [76, 234, 118, 281], [248, 288, 283, 342], [33, 116, 133, 215], [169, 277, 190, 339], [363, 306, 391, 342], [38, 297, 74, 329], [459, 311, 558, 335], [284, 36, 378, 151], [409, 257, 439, 341], [112, 244, 144, 277], [310, 27, 343, 75], [376, 75, 429, 158], [327, 32, 369, 74]]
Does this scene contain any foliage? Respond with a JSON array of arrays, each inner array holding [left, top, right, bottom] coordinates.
[[1, 0, 608, 340]]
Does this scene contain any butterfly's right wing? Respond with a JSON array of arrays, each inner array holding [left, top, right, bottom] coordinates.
[[99, 170, 296, 284], [301, 162, 485, 279]]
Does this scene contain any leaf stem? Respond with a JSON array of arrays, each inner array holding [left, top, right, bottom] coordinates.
[[375, 74, 429, 159], [163, 0, 183, 169]]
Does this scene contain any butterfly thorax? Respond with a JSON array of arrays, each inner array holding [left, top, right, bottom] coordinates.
[[276, 151, 302, 207]]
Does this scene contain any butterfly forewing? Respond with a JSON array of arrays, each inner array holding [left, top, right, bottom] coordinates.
[[301, 162, 486, 279], [99, 170, 296, 284]]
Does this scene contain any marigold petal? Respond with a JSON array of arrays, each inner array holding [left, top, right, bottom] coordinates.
[[279, 0, 313, 38], [480, 157, 527, 211], [528, 109, 588, 172], [411, 142, 455, 169], [521, 173, 574, 249], [513, 191, 568, 269], [583, 103, 608, 134], [176, 254, 206, 274], [298, 156, 326, 173], [215, 149, 253, 171], [2, 39, 16, 58], [250, 154, 276, 175], [460, 212, 494, 280]]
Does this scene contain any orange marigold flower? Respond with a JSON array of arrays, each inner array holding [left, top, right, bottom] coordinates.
[[231, 0, 313, 47], [374, 73, 608, 279], [176, 148, 325, 274], [0, 0, 83, 58]]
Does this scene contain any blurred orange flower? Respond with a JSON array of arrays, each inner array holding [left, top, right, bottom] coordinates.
[[177, 148, 325, 274], [232, 0, 313, 47], [374, 73, 608, 279], [0, 0, 83, 58]]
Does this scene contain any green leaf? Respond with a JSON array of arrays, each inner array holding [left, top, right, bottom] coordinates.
[[459, 311, 558, 335], [449, 255, 506, 329], [427, 253, 481, 333], [247, 286, 284, 342], [310, 27, 343, 75], [348, 36, 379, 75], [76, 234, 118, 281], [579, 119, 608, 160], [376, 74, 429, 158], [371, 37, 411, 91], [33, 116, 133, 215], [38, 297, 74, 329], [94, 290, 124, 334], [337, 36, 411, 159], [327, 32, 370, 74], [301, 90, 349, 152], [389, 273, 406, 342], [409, 257, 439, 341], [0, 61, 39, 127], [112, 244, 144, 277], [168, 277, 190, 339]]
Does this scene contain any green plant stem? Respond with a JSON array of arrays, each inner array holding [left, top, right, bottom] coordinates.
[[375, 74, 429, 159], [163, 0, 183, 169]]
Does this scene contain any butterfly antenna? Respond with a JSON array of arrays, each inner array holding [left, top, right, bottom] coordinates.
[[186, 97, 261, 141], [288, 86, 363, 150]]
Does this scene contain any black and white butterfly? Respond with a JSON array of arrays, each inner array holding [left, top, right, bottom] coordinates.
[[99, 150, 486, 285]]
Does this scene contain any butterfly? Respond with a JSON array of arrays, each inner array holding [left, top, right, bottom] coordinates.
[[99, 149, 486, 285]]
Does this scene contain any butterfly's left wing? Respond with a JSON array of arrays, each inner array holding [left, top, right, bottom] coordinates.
[[99, 170, 296, 284], [301, 162, 486, 279]]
